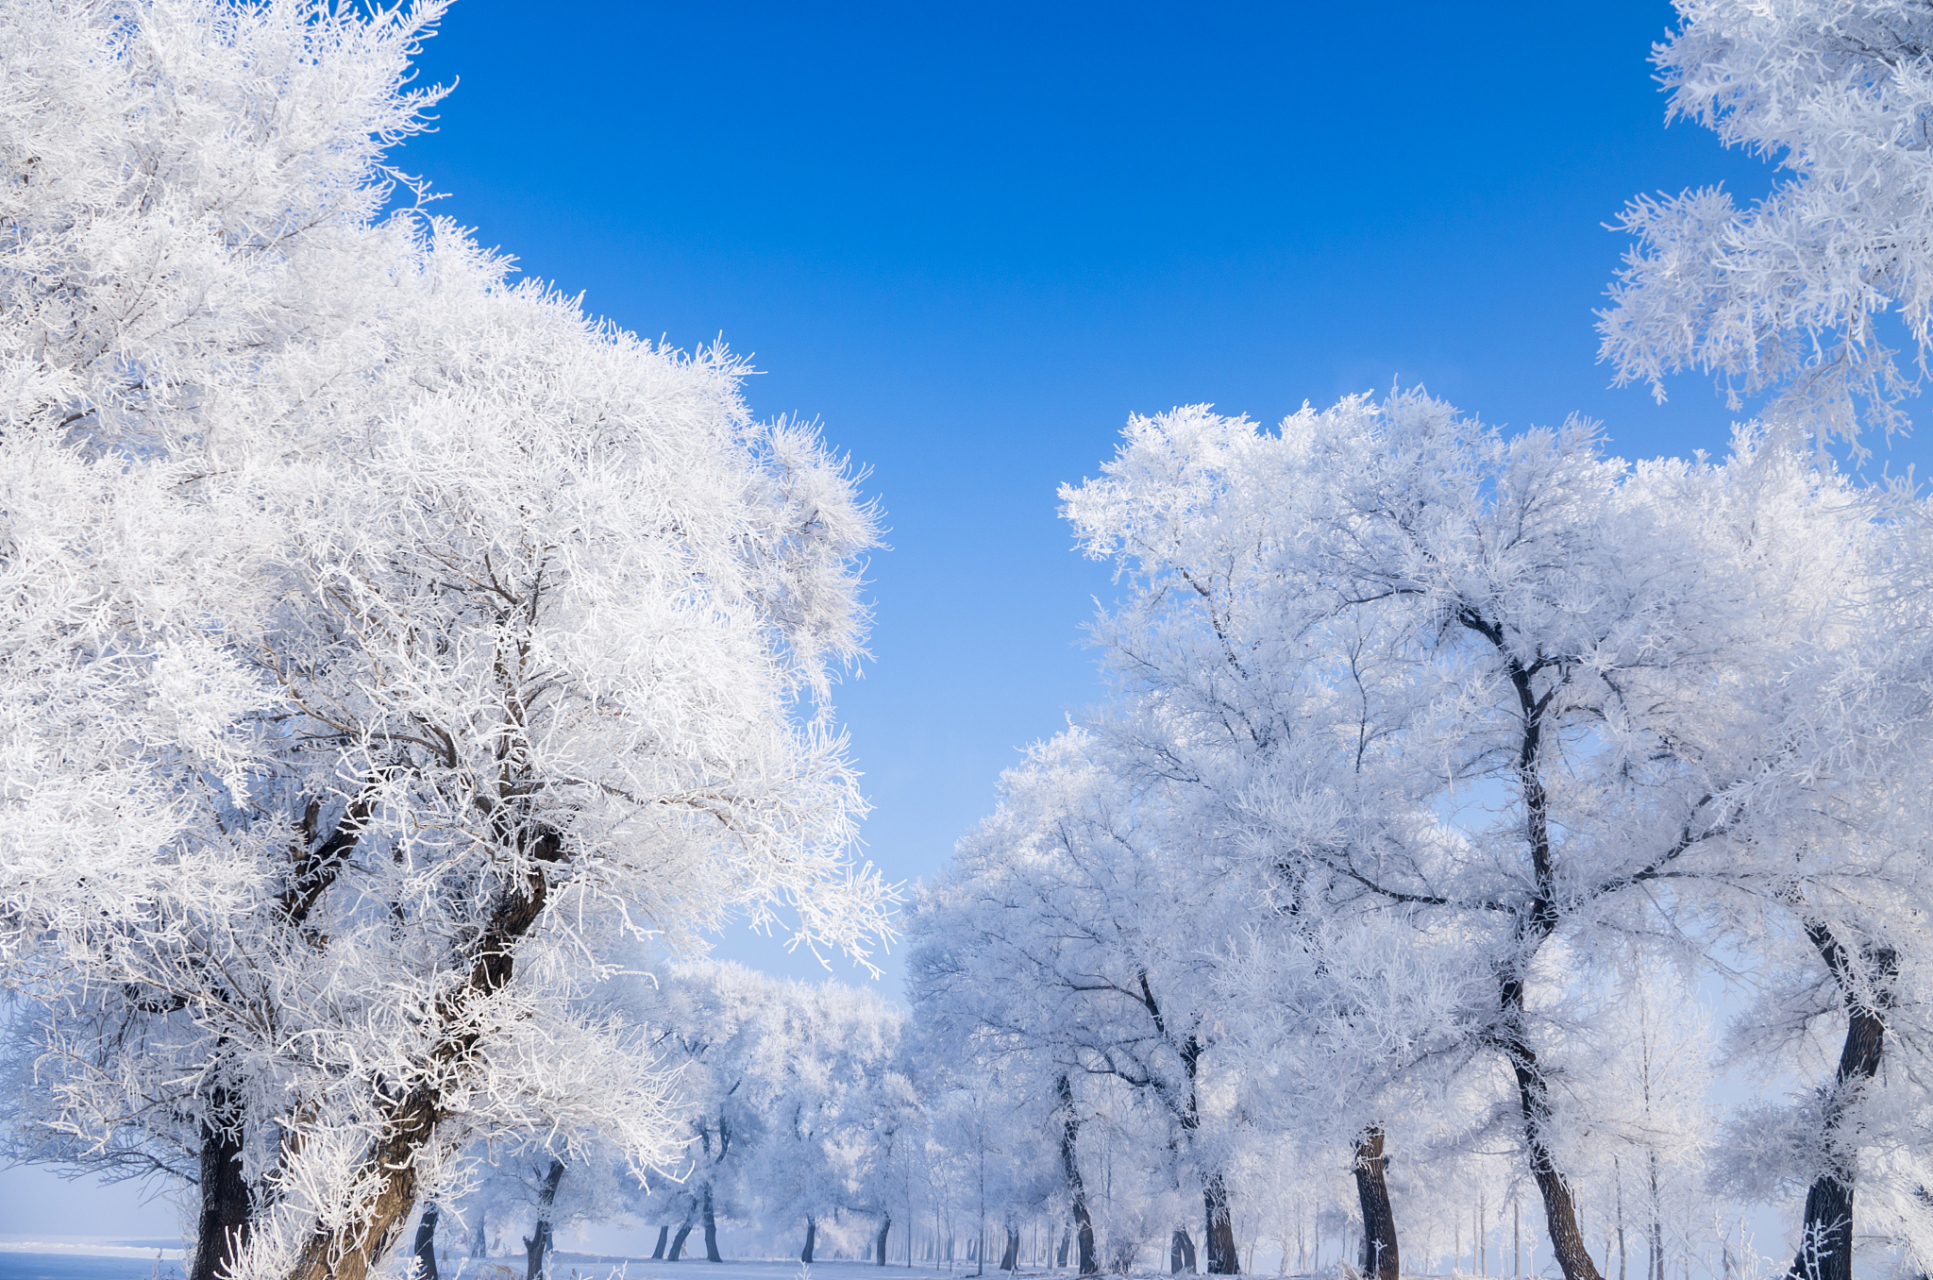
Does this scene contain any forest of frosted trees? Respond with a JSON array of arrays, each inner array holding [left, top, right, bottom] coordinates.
[[12, 4, 1933, 1280]]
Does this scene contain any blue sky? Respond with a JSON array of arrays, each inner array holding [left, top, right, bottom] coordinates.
[[7, 0, 1916, 1238], [378, 0, 1864, 990]]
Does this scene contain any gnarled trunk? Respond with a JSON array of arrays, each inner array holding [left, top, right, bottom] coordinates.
[[1353, 1128, 1397, 1280], [1203, 1175, 1239, 1275], [412, 1204, 439, 1280], [999, 1224, 1019, 1272], [1787, 927, 1896, 1280], [801, 1218, 817, 1264], [877, 1214, 893, 1268]]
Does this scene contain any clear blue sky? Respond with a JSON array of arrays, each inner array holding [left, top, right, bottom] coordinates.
[[11, 0, 1921, 1239], [379, 0, 1877, 989]]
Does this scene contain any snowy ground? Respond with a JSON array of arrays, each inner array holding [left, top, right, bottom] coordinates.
[[478, 1261, 976, 1280], [0, 1251, 987, 1280]]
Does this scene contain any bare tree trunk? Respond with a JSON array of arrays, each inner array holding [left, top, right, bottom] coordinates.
[[1353, 1128, 1398, 1280], [1787, 927, 1896, 1280], [1204, 1176, 1240, 1275], [523, 1160, 565, 1280], [999, 1225, 1019, 1273], [1056, 1075, 1098, 1276], [1172, 1230, 1197, 1275], [192, 1105, 250, 1280], [669, 1211, 695, 1262], [412, 1204, 440, 1280], [703, 1184, 722, 1263], [878, 1215, 894, 1268], [652, 1228, 669, 1261], [802, 1218, 817, 1264]]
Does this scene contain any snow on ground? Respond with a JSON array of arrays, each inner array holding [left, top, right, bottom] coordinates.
[[481, 1261, 966, 1280]]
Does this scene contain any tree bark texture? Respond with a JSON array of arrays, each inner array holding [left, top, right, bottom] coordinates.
[[801, 1218, 817, 1265], [1353, 1127, 1399, 1280], [192, 1107, 250, 1280], [999, 1226, 1019, 1273], [279, 828, 565, 1280], [522, 1161, 565, 1280], [1172, 1230, 1197, 1274], [411, 1204, 439, 1280], [876, 1215, 892, 1268], [1204, 1175, 1240, 1275], [1056, 1075, 1098, 1276], [1786, 926, 1896, 1280]]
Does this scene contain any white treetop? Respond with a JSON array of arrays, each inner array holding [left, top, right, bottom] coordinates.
[[1599, 0, 1933, 446]]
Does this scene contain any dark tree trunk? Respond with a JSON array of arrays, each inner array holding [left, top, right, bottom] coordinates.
[[191, 1113, 250, 1280], [1504, 1016, 1602, 1280], [1000, 1225, 1020, 1272], [1171, 1230, 1197, 1274], [1469, 617, 1602, 1280], [669, 1219, 695, 1261], [523, 1160, 566, 1280], [1203, 1174, 1240, 1275], [653, 1227, 669, 1261], [1056, 1075, 1098, 1276], [702, 1183, 722, 1263], [523, 1222, 551, 1280], [877, 1215, 893, 1268], [1787, 927, 1896, 1280], [1058, 1231, 1071, 1268], [473, 1209, 489, 1258], [1353, 1128, 1398, 1280], [802, 1218, 817, 1264], [413, 1203, 440, 1280]]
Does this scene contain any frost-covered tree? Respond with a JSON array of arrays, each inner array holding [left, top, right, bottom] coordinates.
[[1061, 392, 1902, 1280], [1598, 0, 1933, 448], [909, 731, 1248, 1276], [0, 5, 887, 1280], [649, 960, 913, 1265], [756, 983, 917, 1266]]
